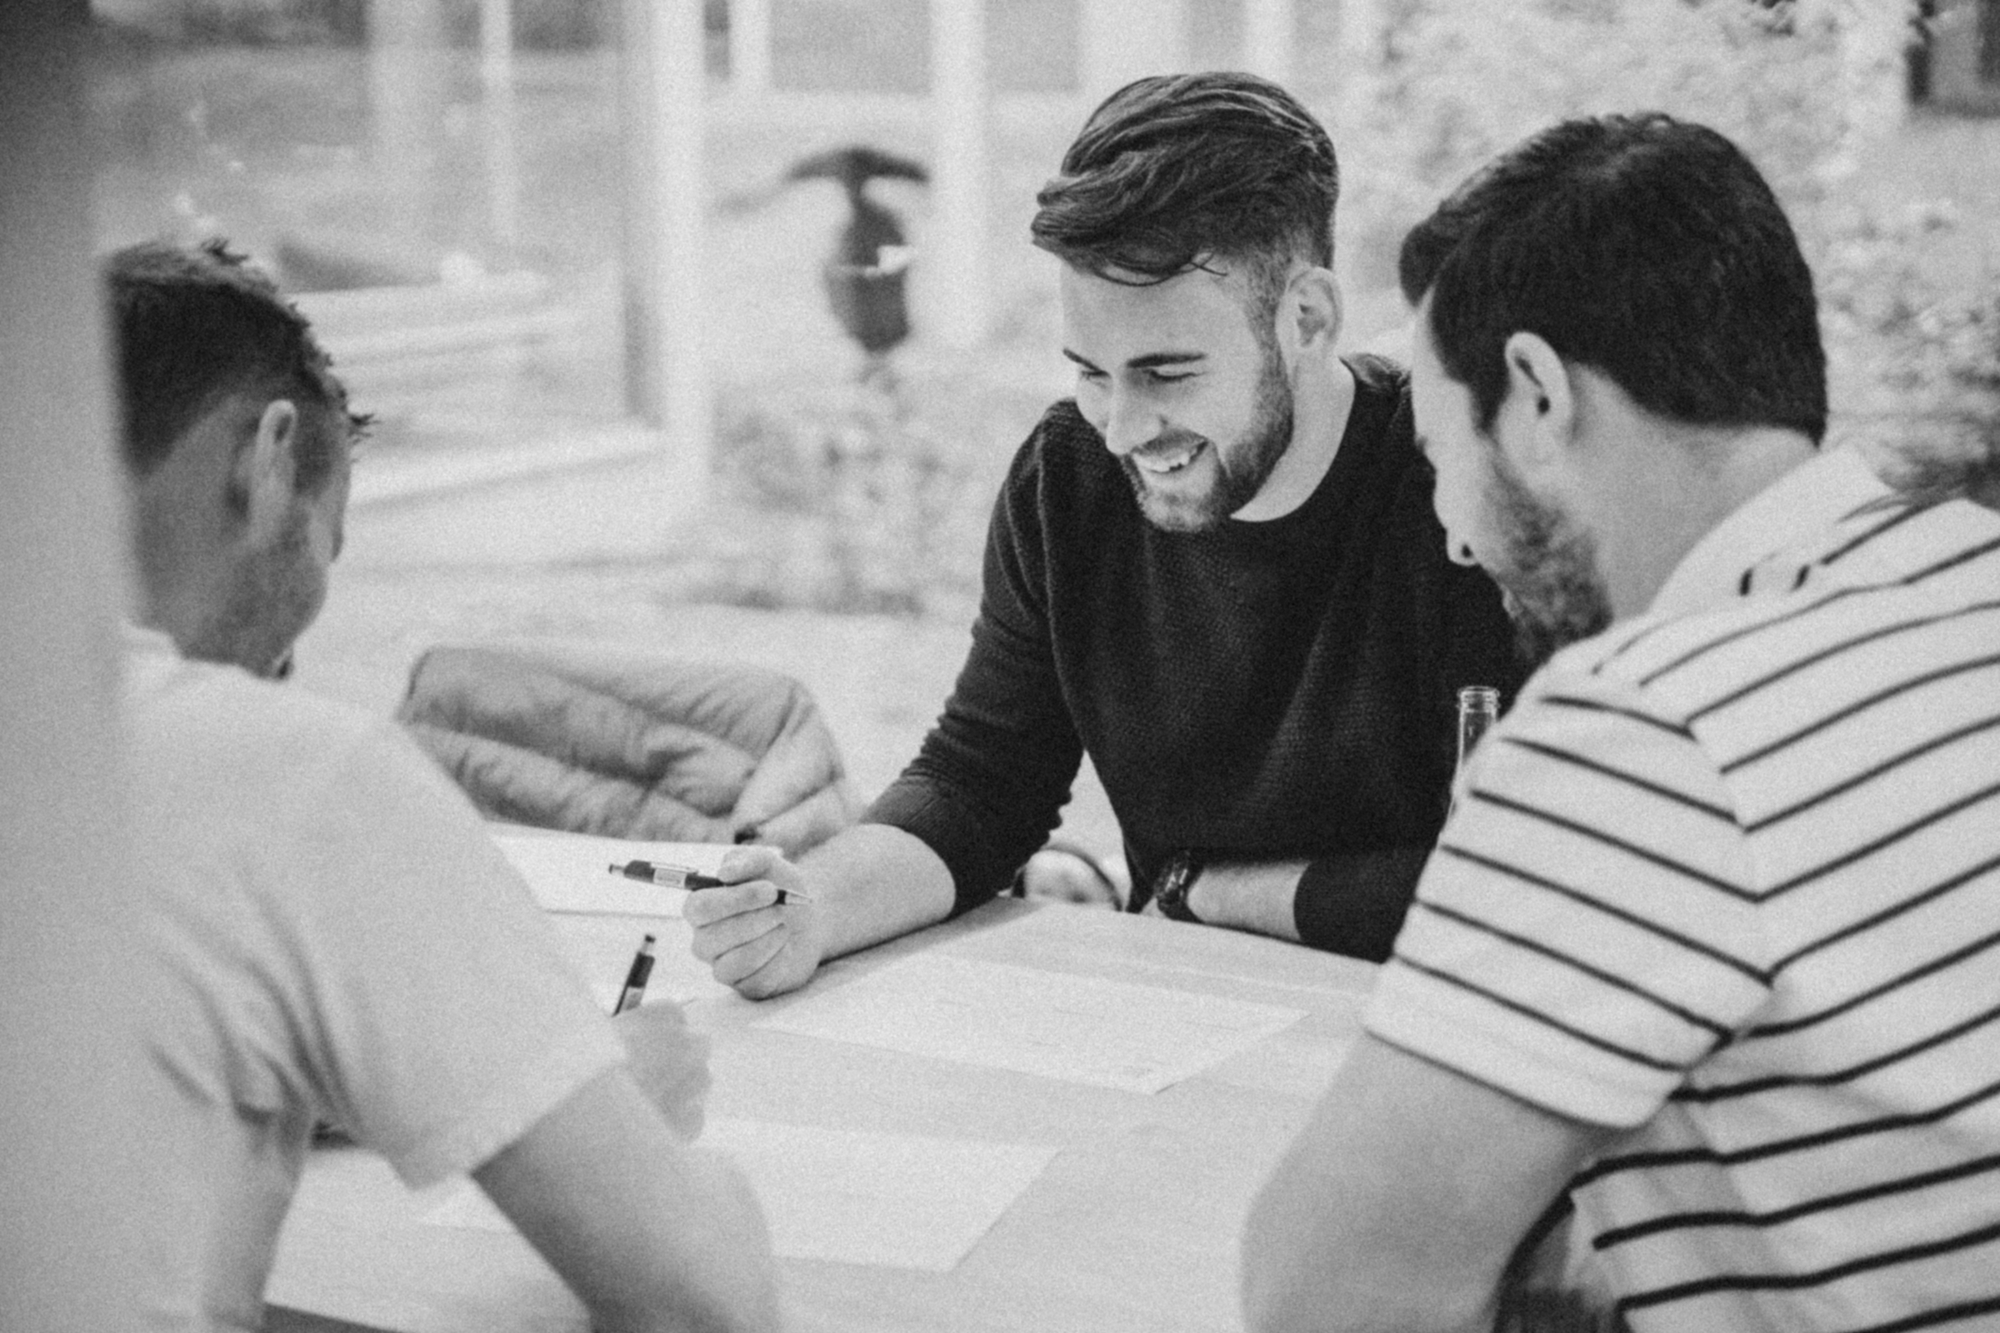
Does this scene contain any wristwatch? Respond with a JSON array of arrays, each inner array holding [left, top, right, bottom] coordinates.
[[1151, 849, 1205, 924]]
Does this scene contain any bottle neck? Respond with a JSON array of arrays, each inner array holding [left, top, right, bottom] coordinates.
[[1454, 686, 1502, 777]]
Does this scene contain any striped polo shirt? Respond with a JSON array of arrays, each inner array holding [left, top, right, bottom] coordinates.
[[1366, 462, 2000, 1329]]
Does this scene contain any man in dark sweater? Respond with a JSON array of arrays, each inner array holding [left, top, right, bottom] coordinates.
[[687, 72, 1523, 996]]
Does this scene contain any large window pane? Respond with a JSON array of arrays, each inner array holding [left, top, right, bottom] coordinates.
[[89, 0, 649, 458]]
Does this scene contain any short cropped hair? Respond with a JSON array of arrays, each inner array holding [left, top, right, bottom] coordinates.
[[1400, 113, 1827, 443], [1031, 71, 1338, 311], [104, 239, 363, 492]]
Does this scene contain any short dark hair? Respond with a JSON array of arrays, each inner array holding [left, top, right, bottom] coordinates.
[[1400, 113, 1827, 442], [1031, 71, 1338, 311], [103, 238, 363, 492]]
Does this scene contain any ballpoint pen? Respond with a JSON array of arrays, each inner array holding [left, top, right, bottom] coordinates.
[[607, 859, 814, 903], [611, 933, 656, 1015]]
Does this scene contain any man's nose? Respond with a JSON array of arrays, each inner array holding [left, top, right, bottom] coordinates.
[[1430, 493, 1479, 567], [1098, 387, 1163, 456]]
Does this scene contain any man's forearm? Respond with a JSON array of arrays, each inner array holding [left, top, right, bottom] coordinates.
[[1186, 858, 1310, 941], [1189, 845, 1430, 958], [1294, 845, 1431, 960], [1241, 1037, 1609, 1333], [799, 822, 959, 961], [475, 1071, 781, 1333]]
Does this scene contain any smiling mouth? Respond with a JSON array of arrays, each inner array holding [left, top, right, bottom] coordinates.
[[1131, 442, 1205, 476]]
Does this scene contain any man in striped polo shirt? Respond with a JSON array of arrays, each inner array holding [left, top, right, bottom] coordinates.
[[1241, 113, 2000, 1331]]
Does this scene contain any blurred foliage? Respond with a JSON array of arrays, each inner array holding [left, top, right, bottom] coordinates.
[[1329, 0, 1914, 290], [1331, 0, 1997, 480], [1819, 200, 2000, 481], [700, 365, 1037, 618]]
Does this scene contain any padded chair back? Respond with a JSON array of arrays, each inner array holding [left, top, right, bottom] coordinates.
[[398, 641, 862, 858]]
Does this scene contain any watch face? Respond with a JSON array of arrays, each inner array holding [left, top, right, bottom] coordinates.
[[1155, 853, 1201, 923]]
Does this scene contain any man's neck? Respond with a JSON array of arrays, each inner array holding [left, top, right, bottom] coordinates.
[[1232, 355, 1356, 523], [1601, 424, 1819, 619]]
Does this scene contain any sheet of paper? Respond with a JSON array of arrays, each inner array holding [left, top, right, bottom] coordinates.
[[755, 953, 1305, 1094], [420, 1118, 1057, 1272], [492, 829, 729, 916]]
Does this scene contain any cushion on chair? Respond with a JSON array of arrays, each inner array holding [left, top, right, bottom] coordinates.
[[397, 641, 862, 857]]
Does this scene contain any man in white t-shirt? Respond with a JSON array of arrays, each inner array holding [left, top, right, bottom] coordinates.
[[107, 238, 779, 1333], [1241, 114, 2000, 1330]]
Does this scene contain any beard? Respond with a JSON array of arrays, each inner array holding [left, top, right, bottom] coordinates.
[[1484, 452, 1613, 668], [1122, 341, 1295, 533]]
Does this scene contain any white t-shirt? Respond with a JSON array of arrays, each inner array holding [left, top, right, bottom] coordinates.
[[121, 628, 625, 1330]]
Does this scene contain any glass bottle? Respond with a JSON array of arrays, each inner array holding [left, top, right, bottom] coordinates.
[[1456, 685, 1501, 773], [1451, 685, 1502, 813]]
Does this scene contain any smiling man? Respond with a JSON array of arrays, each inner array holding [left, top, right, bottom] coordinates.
[[685, 71, 1523, 997]]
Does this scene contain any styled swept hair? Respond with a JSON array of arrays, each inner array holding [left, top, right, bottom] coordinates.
[[1031, 70, 1338, 314], [1400, 112, 1826, 442], [104, 238, 364, 492]]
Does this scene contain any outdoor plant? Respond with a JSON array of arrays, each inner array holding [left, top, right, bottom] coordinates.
[[1331, 0, 1913, 283], [707, 367, 1021, 618], [1334, 0, 1995, 479], [1820, 200, 2000, 481]]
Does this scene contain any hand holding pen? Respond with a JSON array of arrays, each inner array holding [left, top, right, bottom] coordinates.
[[680, 844, 829, 1002], [606, 949, 711, 1141], [609, 859, 814, 904]]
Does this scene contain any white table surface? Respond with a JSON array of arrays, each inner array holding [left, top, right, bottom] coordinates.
[[266, 896, 1376, 1333]]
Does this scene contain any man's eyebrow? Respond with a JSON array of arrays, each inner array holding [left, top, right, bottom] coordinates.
[[1061, 348, 1207, 371]]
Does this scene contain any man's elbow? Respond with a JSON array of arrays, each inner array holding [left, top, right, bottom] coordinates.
[[1240, 1188, 1493, 1333], [587, 1269, 780, 1333], [1240, 1243, 1388, 1333], [1243, 1260, 1493, 1333], [592, 1297, 776, 1333], [1240, 1178, 1367, 1333], [1241, 1249, 1326, 1333]]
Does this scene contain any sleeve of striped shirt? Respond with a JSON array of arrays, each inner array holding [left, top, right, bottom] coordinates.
[[1365, 661, 1774, 1128]]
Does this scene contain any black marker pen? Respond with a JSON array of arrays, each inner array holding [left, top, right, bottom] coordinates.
[[607, 860, 813, 903], [612, 933, 656, 1015], [609, 860, 728, 890]]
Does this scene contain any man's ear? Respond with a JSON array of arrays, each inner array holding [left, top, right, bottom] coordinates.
[[1272, 267, 1342, 367], [230, 399, 301, 544], [1498, 331, 1576, 467]]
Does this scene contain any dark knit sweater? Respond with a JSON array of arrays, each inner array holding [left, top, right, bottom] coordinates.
[[866, 355, 1526, 960]]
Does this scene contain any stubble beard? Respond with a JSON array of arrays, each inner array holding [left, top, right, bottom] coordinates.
[[1485, 452, 1614, 668], [1125, 344, 1296, 534]]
